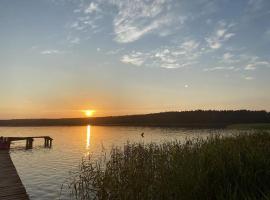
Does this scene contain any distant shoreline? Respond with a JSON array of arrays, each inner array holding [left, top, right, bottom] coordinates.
[[0, 110, 269, 128]]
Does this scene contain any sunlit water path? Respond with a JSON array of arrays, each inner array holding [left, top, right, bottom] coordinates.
[[0, 126, 254, 200]]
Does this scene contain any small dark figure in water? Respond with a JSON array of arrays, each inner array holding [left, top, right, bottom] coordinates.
[[141, 132, 144, 138]]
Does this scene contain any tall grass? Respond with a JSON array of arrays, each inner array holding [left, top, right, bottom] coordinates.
[[66, 132, 270, 200]]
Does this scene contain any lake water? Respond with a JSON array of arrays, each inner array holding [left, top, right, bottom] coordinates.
[[0, 126, 252, 200]]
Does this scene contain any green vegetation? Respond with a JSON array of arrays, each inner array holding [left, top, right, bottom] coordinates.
[[67, 132, 270, 200], [227, 123, 270, 130]]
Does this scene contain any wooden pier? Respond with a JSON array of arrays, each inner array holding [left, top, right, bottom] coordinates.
[[0, 136, 53, 199], [1, 136, 53, 150], [0, 151, 29, 200]]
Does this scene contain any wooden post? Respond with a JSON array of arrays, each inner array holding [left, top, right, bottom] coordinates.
[[26, 138, 34, 149], [26, 139, 28, 149], [49, 139, 52, 147], [44, 137, 52, 148], [7, 140, 11, 149]]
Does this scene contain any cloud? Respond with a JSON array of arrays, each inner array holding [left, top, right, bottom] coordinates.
[[121, 53, 145, 66], [217, 29, 226, 37], [110, 0, 184, 43], [181, 40, 200, 51], [114, 16, 172, 43], [70, 15, 98, 31], [68, 0, 188, 44], [205, 39, 221, 49], [62, 0, 269, 75], [106, 48, 124, 55], [244, 76, 254, 80], [40, 49, 64, 55], [223, 52, 233, 60], [120, 39, 201, 69], [245, 64, 256, 70], [205, 21, 236, 50], [85, 2, 99, 14], [203, 66, 235, 71], [69, 37, 80, 44], [245, 61, 270, 70]]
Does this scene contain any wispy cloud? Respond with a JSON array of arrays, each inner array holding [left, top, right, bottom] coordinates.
[[205, 21, 235, 50], [204, 66, 236, 72], [69, 15, 98, 31], [223, 52, 233, 61], [85, 2, 100, 14], [120, 39, 201, 69], [121, 53, 145, 66], [244, 76, 255, 80], [110, 0, 184, 43], [106, 48, 124, 55], [40, 49, 64, 55], [114, 16, 173, 43], [58, 0, 269, 76], [68, 37, 80, 44], [245, 60, 270, 70]]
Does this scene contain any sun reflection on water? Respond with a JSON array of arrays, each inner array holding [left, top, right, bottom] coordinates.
[[86, 125, 91, 149]]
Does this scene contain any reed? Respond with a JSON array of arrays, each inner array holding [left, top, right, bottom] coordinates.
[[67, 132, 270, 200]]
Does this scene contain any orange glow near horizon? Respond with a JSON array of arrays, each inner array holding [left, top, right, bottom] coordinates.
[[83, 110, 95, 117]]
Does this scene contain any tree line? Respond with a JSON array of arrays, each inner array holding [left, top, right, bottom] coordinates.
[[0, 110, 269, 127]]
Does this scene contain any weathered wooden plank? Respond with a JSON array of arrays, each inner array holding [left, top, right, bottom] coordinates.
[[0, 193, 29, 200], [0, 151, 29, 200]]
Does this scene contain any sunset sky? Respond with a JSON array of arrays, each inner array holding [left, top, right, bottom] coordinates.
[[1, 0, 270, 119]]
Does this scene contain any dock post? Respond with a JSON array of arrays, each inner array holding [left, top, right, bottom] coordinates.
[[44, 138, 48, 147], [44, 137, 52, 148], [26, 138, 34, 149], [49, 138, 53, 147]]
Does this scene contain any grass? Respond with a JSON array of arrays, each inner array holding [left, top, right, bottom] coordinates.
[[227, 123, 270, 130], [66, 132, 270, 200]]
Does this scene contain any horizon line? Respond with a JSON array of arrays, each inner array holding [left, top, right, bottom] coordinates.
[[1, 109, 269, 121]]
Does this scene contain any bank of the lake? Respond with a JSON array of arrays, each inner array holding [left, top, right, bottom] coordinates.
[[67, 132, 270, 200], [227, 123, 270, 130]]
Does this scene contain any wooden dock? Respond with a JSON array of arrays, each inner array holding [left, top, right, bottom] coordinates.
[[1, 136, 53, 150], [0, 150, 29, 200], [0, 136, 53, 199]]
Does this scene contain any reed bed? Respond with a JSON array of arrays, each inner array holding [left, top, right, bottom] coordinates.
[[66, 132, 270, 200]]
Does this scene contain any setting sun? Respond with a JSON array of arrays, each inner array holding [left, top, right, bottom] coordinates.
[[83, 110, 95, 117]]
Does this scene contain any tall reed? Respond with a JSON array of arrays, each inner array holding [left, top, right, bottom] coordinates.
[[67, 132, 270, 200]]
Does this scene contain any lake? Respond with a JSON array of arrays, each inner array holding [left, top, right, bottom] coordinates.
[[0, 126, 253, 200]]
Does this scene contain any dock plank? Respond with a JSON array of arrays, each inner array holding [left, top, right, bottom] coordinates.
[[0, 151, 29, 200]]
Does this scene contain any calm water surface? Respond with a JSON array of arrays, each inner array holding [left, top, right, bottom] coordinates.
[[0, 126, 251, 200]]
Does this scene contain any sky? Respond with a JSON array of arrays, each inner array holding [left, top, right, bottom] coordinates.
[[0, 0, 270, 119]]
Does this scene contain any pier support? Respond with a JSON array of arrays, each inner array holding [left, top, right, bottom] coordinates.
[[44, 137, 53, 148], [26, 138, 34, 149]]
